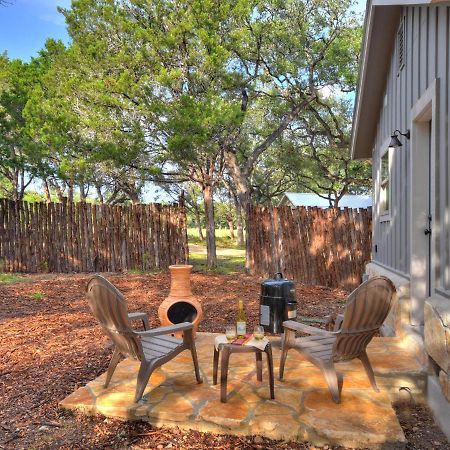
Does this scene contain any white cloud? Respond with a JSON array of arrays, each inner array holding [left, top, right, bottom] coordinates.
[[22, 0, 71, 27]]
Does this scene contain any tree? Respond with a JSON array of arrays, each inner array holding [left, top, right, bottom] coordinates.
[[24, 38, 150, 205], [58, 0, 253, 266], [256, 95, 371, 206], [52, 0, 363, 267], [0, 52, 45, 200], [221, 0, 362, 266]]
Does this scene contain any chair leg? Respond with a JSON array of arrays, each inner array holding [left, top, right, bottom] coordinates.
[[279, 330, 294, 380], [321, 362, 341, 404], [359, 351, 379, 392], [190, 343, 203, 384], [104, 347, 121, 388], [135, 361, 155, 403]]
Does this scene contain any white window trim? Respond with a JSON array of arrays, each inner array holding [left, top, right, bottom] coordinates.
[[379, 144, 392, 222]]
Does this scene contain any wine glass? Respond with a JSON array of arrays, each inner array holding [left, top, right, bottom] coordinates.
[[254, 325, 264, 340], [225, 325, 236, 341]]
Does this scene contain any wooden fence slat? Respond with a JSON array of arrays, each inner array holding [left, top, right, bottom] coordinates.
[[0, 200, 187, 274], [249, 205, 372, 290]]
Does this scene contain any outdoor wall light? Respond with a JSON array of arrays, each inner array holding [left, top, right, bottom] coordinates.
[[389, 129, 410, 148]]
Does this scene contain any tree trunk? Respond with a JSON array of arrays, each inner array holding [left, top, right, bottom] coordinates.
[[227, 215, 235, 240], [79, 183, 87, 202], [224, 151, 251, 270], [202, 184, 217, 267], [11, 169, 18, 201], [193, 204, 204, 240], [18, 169, 26, 201], [235, 200, 244, 247], [128, 191, 140, 204], [121, 183, 140, 204], [49, 178, 65, 202], [95, 184, 104, 203], [226, 180, 245, 247], [68, 178, 74, 204], [43, 179, 52, 203]]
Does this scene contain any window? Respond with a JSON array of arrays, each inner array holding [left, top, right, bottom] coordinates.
[[380, 151, 390, 213], [397, 16, 406, 72]]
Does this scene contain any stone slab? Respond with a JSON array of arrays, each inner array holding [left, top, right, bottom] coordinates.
[[424, 299, 450, 372], [60, 332, 426, 449]]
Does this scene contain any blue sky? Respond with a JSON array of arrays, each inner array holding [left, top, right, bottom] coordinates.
[[1, 0, 367, 62], [0, 0, 71, 61]]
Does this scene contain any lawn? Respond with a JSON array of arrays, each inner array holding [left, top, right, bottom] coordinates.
[[0, 273, 27, 284], [188, 247, 245, 275], [187, 227, 245, 249]]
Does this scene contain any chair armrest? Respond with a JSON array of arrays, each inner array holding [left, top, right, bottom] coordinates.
[[334, 314, 344, 331], [282, 320, 336, 336], [128, 312, 148, 320], [135, 322, 193, 337]]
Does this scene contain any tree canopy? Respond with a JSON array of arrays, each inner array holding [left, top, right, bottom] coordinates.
[[0, 0, 370, 266]]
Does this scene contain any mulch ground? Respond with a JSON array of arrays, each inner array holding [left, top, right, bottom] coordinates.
[[0, 272, 448, 450]]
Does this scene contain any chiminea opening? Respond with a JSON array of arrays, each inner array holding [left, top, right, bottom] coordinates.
[[167, 301, 198, 324]]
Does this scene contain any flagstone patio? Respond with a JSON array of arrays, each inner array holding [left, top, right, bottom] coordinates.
[[60, 333, 426, 449]]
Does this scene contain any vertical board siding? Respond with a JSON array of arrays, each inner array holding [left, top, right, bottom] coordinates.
[[248, 206, 372, 291], [445, 7, 450, 290], [0, 200, 188, 273], [372, 5, 450, 286]]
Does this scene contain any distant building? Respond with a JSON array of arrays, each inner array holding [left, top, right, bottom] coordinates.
[[279, 192, 372, 209]]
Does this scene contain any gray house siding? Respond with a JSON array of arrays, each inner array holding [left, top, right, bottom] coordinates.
[[372, 4, 450, 294]]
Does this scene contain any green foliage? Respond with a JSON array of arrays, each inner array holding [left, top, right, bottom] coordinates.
[[30, 291, 44, 300], [23, 191, 49, 203], [0, 273, 26, 284], [1, 0, 370, 219]]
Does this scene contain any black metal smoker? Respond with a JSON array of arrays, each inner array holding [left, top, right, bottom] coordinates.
[[259, 272, 297, 334]]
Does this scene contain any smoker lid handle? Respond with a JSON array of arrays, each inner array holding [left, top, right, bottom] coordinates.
[[274, 272, 284, 280]]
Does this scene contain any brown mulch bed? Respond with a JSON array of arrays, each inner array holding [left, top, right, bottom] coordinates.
[[0, 272, 448, 449]]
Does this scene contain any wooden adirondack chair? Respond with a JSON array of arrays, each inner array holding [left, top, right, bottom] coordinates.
[[86, 275, 202, 403], [279, 276, 396, 403]]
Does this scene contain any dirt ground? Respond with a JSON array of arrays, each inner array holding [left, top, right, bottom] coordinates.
[[0, 271, 448, 449]]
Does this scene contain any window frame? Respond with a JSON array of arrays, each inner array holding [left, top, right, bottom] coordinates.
[[379, 147, 391, 221]]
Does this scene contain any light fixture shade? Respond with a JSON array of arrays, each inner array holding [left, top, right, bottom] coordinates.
[[389, 134, 403, 148]]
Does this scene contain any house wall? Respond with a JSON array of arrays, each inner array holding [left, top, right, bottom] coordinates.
[[372, 4, 450, 296], [369, 5, 450, 437]]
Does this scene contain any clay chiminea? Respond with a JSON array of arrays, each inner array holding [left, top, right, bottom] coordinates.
[[158, 264, 203, 338]]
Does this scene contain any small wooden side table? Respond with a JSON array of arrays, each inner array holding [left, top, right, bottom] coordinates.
[[213, 341, 275, 403]]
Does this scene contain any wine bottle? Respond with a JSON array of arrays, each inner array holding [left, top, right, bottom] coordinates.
[[236, 300, 247, 338]]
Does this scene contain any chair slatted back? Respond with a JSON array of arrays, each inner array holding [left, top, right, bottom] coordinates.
[[86, 275, 143, 360], [333, 276, 396, 361]]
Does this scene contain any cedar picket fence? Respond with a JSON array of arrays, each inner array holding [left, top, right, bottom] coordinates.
[[247, 206, 372, 290], [0, 199, 188, 273]]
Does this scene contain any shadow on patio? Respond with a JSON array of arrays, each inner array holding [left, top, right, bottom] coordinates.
[[60, 333, 426, 449]]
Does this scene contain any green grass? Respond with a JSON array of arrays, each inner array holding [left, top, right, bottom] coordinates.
[[126, 268, 163, 275], [0, 273, 27, 284], [188, 251, 245, 275], [187, 228, 245, 250], [31, 291, 44, 300]]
